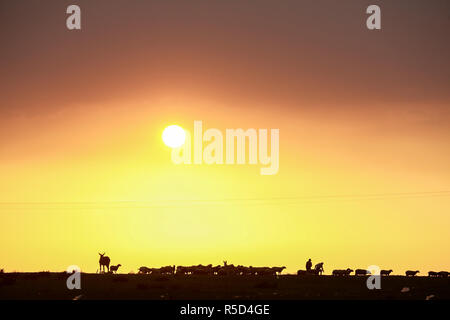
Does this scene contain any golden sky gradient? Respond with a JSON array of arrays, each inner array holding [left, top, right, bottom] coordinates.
[[0, 0, 449, 273]]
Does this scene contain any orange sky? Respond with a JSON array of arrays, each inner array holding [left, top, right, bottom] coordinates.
[[0, 0, 449, 274]]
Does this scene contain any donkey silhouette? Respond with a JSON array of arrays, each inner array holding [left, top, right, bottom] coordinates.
[[98, 252, 111, 273]]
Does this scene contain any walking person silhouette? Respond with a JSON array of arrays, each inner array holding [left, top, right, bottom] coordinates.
[[306, 258, 312, 272]]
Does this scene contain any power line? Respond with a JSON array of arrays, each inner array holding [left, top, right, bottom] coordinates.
[[0, 190, 449, 209]]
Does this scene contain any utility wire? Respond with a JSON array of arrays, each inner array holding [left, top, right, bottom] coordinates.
[[1, 190, 449, 209]]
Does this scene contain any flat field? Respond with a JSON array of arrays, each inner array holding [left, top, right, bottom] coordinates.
[[1, 273, 449, 300]]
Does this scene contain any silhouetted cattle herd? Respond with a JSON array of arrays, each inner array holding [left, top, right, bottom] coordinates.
[[138, 262, 286, 276], [97, 253, 449, 277], [134, 265, 448, 277]]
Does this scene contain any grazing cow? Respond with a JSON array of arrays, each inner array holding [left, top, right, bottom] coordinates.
[[160, 265, 176, 275], [405, 270, 420, 277], [332, 268, 353, 276], [437, 271, 449, 278], [218, 263, 238, 276], [191, 264, 213, 275], [253, 267, 274, 276], [355, 269, 370, 276], [380, 269, 393, 276], [148, 268, 161, 275], [235, 265, 247, 275], [211, 265, 222, 275], [428, 271, 438, 277], [243, 266, 255, 276], [98, 253, 110, 273], [308, 269, 320, 275], [138, 266, 152, 274], [110, 264, 121, 273], [271, 266, 286, 275], [176, 266, 188, 275], [176, 265, 215, 275]]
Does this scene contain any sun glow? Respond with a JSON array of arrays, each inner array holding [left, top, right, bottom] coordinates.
[[162, 125, 186, 148]]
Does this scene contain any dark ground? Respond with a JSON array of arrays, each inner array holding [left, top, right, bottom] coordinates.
[[1, 273, 449, 300]]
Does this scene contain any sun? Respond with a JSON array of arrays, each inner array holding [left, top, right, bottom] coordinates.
[[162, 125, 186, 148]]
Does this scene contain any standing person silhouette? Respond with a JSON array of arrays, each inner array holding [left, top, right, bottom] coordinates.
[[306, 258, 312, 271]]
